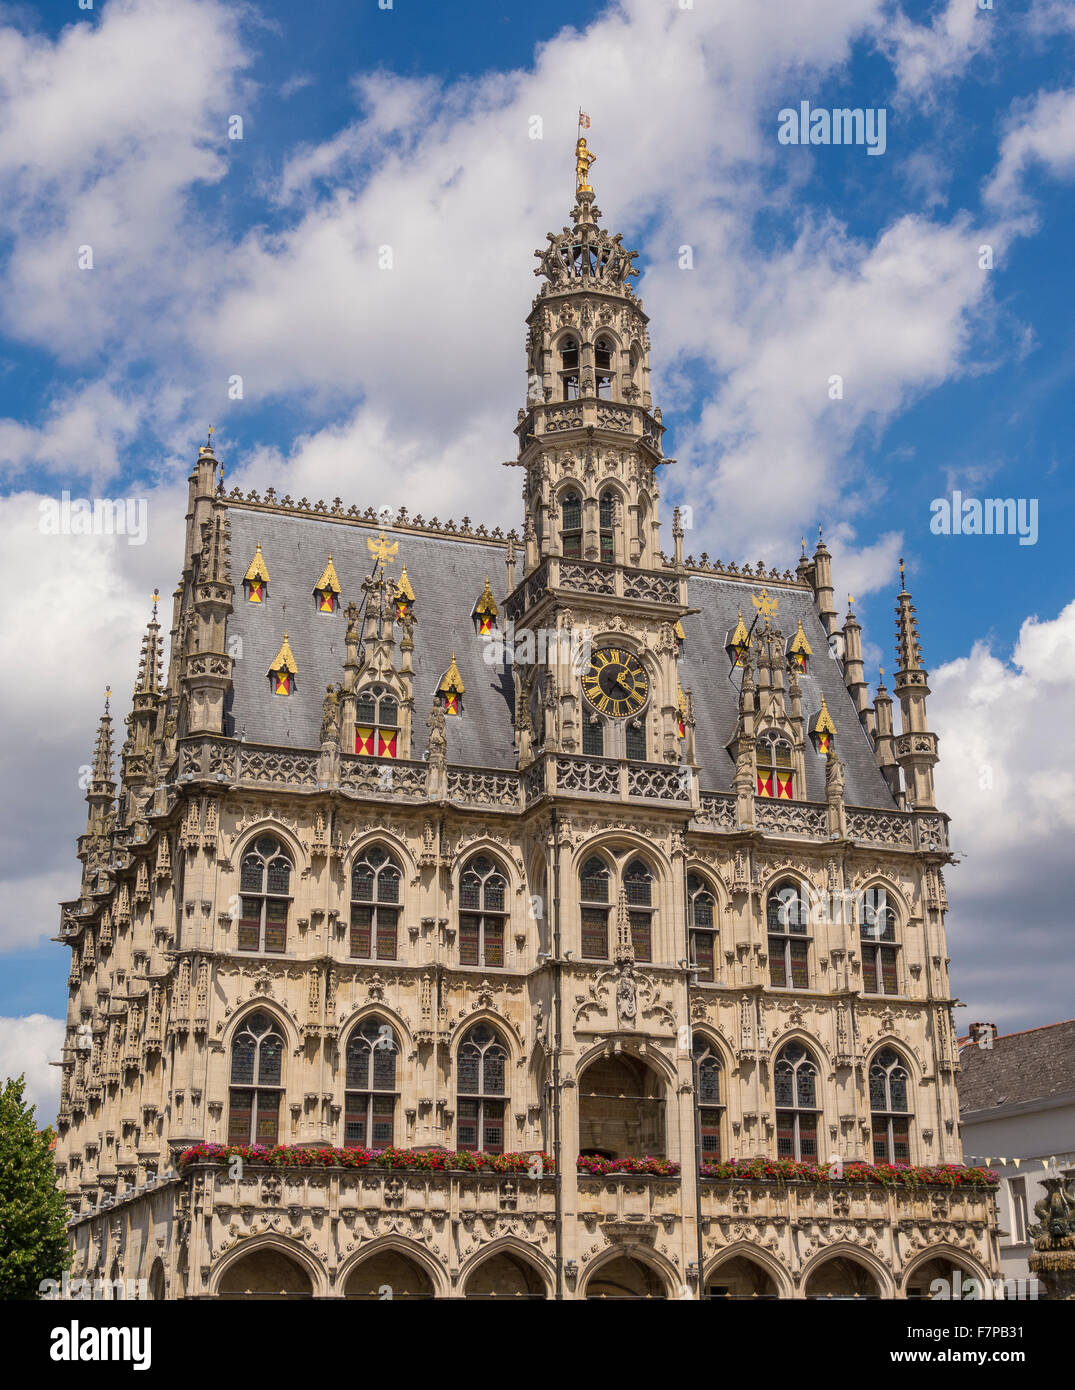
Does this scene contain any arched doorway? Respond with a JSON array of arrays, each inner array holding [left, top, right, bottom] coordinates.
[[578, 1053, 665, 1159], [586, 1254, 667, 1299], [344, 1249, 435, 1300], [803, 1255, 881, 1300], [706, 1255, 778, 1299], [147, 1259, 166, 1301], [217, 1248, 313, 1299], [905, 1255, 979, 1300], [463, 1251, 547, 1299]]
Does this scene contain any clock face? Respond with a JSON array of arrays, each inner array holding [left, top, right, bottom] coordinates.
[[581, 647, 650, 717]]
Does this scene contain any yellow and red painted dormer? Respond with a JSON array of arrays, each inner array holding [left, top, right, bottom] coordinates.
[[268, 632, 297, 696], [437, 653, 465, 716], [788, 616, 812, 674], [394, 566, 415, 623], [314, 554, 342, 613], [726, 610, 750, 668], [244, 541, 270, 603], [811, 696, 837, 755], [473, 576, 498, 636]]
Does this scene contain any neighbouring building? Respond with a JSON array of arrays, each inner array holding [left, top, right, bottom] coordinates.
[[958, 1019, 1075, 1286], [52, 149, 998, 1299]]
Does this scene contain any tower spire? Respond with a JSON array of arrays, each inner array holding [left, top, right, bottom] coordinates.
[[892, 559, 938, 809]]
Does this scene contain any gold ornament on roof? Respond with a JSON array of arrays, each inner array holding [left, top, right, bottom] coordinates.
[[673, 618, 686, 641], [437, 652, 465, 696], [730, 610, 750, 647], [244, 541, 270, 584], [751, 588, 779, 626], [269, 632, 298, 675], [314, 553, 341, 594], [367, 530, 399, 570], [575, 136, 597, 193]]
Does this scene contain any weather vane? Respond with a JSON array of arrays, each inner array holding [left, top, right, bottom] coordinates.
[[751, 588, 779, 627], [367, 530, 399, 572]]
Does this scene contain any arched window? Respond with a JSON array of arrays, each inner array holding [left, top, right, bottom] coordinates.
[[625, 717, 646, 762], [457, 1023, 507, 1153], [238, 836, 292, 953], [580, 855, 611, 959], [355, 685, 399, 758], [459, 855, 507, 968], [693, 1038, 723, 1160], [228, 1011, 284, 1144], [767, 881, 809, 989], [344, 1018, 398, 1148], [757, 732, 794, 799], [598, 488, 616, 564], [688, 873, 717, 981], [774, 1042, 819, 1160], [350, 846, 401, 961], [582, 713, 604, 757], [561, 491, 583, 559], [560, 337, 579, 399], [595, 336, 614, 398], [860, 892, 899, 995], [624, 858, 654, 961], [869, 1048, 910, 1164]]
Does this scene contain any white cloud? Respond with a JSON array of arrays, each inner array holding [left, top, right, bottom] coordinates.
[[984, 86, 1075, 215], [932, 599, 1075, 1030], [0, 1014, 65, 1123], [882, 0, 992, 102]]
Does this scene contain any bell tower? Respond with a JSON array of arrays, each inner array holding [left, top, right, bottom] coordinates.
[[505, 142, 692, 772]]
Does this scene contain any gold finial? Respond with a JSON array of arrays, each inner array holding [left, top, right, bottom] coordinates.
[[199, 424, 214, 457], [104, 685, 111, 714], [801, 536, 807, 555], [848, 593, 855, 611], [899, 556, 906, 587], [575, 135, 597, 194], [151, 587, 160, 620], [367, 529, 399, 571], [879, 665, 885, 679]]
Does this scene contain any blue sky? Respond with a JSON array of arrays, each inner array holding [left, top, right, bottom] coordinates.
[[1, 0, 1073, 1112]]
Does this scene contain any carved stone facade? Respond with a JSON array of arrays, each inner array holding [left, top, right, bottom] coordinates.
[[54, 162, 997, 1299]]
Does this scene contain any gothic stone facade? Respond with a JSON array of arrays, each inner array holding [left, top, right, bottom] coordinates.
[[53, 178, 998, 1299]]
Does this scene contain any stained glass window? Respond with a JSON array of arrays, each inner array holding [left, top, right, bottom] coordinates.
[[861, 900, 899, 995], [457, 855, 508, 968], [757, 732, 794, 800], [457, 1023, 508, 1154], [689, 873, 718, 982], [236, 838, 292, 954], [344, 1018, 398, 1149], [350, 847, 402, 960], [580, 856, 610, 959], [869, 1049, 912, 1164], [774, 1043, 819, 1160], [693, 1039, 724, 1160], [599, 489, 615, 562], [561, 491, 582, 559], [228, 1012, 285, 1144], [354, 686, 400, 758], [767, 882, 810, 989], [582, 717, 604, 757], [625, 720, 646, 762]]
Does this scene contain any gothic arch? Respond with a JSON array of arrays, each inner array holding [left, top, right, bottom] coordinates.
[[864, 1037, 920, 1084], [685, 861, 730, 917], [211, 1234, 326, 1298], [767, 1029, 833, 1076], [853, 874, 912, 925], [337, 1235, 447, 1299], [223, 1001, 298, 1056], [458, 1236, 554, 1298], [451, 1010, 523, 1067], [336, 1002, 415, 1058], [576, 1036, 677, 1089], [798, 1242, 895, 1299], [690, 1026, 734, 1075], [569, 831, 673, 882], [231, 821, 305, 874], [758, 866, 815, 901], [704, 1242, 793, 1299], [345, 830, 418, 885], [899, 1245, 992, 1296], [580, 1243, 678, 1299], [451, 841, 523, 901]]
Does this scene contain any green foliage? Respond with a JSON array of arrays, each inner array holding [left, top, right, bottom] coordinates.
[[0, 1075, 70, 1299]]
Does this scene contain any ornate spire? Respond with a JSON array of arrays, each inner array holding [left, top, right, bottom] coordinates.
[[244, 541, 270, 585], [314, 553, 341, 596], [613, 884, 634, 963], [91, 688, 114, 790], [134, 591, 163, 699], [895, 558, 924, 672], [438, 653, 465, 698], [892, 558, 938, 809], [269, 632, 298, 675]]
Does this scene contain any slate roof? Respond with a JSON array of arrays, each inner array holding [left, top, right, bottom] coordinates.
[[957, 1020, 1075, 1113], [225, 504, 897, 807]]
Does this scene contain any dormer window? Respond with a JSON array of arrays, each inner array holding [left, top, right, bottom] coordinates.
[[473, 577, 498, 636], [313, 554, 341, 614], [437, 654, 465, 716], [267, 632, 297, 696], [355, 686, 398, 757], [726, 611, 750, 668], [561, 491, 582, 559], [244, 541, 270, 604], [811, 698, 836, 755], [394, 567, 415, 622], [757, 731, 794, 799], [788, 617, 812, 674]]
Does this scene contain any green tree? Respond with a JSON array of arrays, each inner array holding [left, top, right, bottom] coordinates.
[[0, 1075, 70, 1299]]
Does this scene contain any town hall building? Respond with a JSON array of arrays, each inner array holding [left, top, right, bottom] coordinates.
[[52, 148, 999, 1299]]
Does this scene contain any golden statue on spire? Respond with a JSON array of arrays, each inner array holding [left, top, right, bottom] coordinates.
[[575, 136, 596, 193]]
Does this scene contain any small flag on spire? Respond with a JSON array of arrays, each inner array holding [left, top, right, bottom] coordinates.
[[578, 111, 591, 129]]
